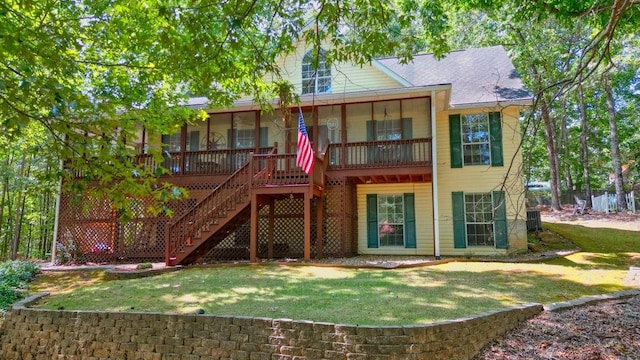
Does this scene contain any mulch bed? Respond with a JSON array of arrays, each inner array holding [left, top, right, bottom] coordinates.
[[474, 295, 640, 359]]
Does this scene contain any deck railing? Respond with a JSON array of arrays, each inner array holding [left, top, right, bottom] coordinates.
[[73, 139, 431, 179], [165, 147, 277, 263], [134, 147, 273, 176], [250, 148, 326, 189], [326, 138, 432, 169]]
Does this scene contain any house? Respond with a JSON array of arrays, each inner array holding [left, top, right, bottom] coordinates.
[[55, 44, 532, 265]]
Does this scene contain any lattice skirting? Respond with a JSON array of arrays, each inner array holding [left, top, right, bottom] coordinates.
[[56, 178, 356, 264]]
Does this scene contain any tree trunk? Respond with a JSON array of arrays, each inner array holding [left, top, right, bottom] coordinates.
[[577, 84, 593, 207], [540, 99, 562, 211], [603, 71, 627, 211], [10, 152, 32, 259], [0, 154, 11, 259], [540, 97, 562, 211], [559, 96, 573, 194], [0, 177, 6, 260]]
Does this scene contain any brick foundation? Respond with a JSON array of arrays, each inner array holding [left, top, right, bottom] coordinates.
[[1, 293, 542, 360]]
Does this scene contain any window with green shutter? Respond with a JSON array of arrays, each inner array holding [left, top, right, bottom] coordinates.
[[451, 191, 509, 248], [449, 112, 503, 167], [366, 193, 416, 249]]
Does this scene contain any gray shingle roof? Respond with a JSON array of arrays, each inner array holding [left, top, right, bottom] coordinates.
[[376, 45, 532, 107]]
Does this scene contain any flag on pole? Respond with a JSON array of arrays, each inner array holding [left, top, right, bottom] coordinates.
[[296, 109, 315, 175]]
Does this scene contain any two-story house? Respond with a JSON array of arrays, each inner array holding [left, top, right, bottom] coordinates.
[[56, 44, 532, 266]]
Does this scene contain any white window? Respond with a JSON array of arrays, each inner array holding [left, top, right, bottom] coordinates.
[[162, 133, 181, 152], [234, 129, 255, 149], [461, 114, 490, 165], [377, 195, 404, 247], [302, 49, 331, 94], [464, 193, 494, 246]]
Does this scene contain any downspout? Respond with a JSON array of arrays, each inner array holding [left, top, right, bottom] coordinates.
[[430, 92, 441, 260], [51, 159, 63, 265]]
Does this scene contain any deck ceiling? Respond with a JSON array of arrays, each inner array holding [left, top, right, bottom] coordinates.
[[329, 166, 433, 184]]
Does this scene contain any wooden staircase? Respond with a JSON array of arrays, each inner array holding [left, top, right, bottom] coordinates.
[[165, 145, 328, 266], [165, 155, 270, 266]]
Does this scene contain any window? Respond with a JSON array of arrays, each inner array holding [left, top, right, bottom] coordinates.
[[464, 193, 494, 246], [452, 191, 507, 249], [376, 119, 402, 141], [302, 49, 331, 94], [462, 114, 490, 165], [377, 195, 405, 246], [162, 131, 201, 152], [162, 133, 181, 152], [449, 112, 503, 168], [234, 129, 255, 149], [366, 193, 416, 249]]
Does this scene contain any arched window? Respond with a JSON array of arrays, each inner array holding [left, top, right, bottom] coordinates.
[[301, 49, 331, 94]]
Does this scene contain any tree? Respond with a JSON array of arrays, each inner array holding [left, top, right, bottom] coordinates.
[[1, 0, 638, 218]]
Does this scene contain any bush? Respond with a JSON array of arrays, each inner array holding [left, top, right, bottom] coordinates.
[[136, 263, 153, 270], [0, 260, 41, 313]]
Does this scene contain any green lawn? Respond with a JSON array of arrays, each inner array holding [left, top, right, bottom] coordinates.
[[27, 222, 638, 325], [544, 222, 640, 268]]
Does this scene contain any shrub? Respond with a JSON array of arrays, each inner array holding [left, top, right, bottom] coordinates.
[[136, 263, 153, 270], [0, 260, 41, 313]]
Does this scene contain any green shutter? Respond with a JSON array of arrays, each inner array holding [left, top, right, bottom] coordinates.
[[401, 118, 413, 162], [489, 112, 503, 167], [493, 191, 508, 249], [449, 115, 462, 168], [227, 129, 237, 149], [366, 194, 378, 248], [366, 120, 375, 141], [452, 192, 466, 248], [404, 193, 416, 248], [189, 131, 200, 151], [259, 127, 269, 148]]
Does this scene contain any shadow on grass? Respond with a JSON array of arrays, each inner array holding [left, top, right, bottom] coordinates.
[[544, 222, 639, 254], [542, 222, 640, 269], [544, 253, 640, 269], [30, 264, 629, 326]]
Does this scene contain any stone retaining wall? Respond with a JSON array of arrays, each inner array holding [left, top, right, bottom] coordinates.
[[0, 293, 542, 360]]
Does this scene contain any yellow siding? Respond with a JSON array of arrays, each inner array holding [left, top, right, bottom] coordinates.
[[237, 41, 403, 102], [356, 183, 434, 255], [435, 106, 527, 256], [276, 46, 401, 94]]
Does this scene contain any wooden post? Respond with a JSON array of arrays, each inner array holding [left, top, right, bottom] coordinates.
[[316, 195, 324, 258], [304, 192, 311, 261], [164, 218, 171, 266], [250, 191, 258, 263], [268, 197, 274, 259]]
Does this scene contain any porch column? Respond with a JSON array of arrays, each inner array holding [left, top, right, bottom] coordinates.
[[304, 192, 312, 261], [250, 191, 259, 263]]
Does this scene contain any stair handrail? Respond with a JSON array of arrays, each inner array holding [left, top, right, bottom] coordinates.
[[166, 144, 277, 263]]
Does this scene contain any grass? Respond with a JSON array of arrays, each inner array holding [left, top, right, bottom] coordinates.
[[27, 222, 638, 326], [544, 222, 640, 269]]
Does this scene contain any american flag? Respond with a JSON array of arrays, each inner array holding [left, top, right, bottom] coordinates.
[[296, 109, 315, 174]]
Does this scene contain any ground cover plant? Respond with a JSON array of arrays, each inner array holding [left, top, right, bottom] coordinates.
[[29, 220, 636, 326], [0, 260, 40, 313]]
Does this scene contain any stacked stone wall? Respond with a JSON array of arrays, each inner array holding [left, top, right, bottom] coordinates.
[[0, 294, 542, 360]]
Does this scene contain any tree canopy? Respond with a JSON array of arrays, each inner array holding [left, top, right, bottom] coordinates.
[[0, 0, 639, 258]]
